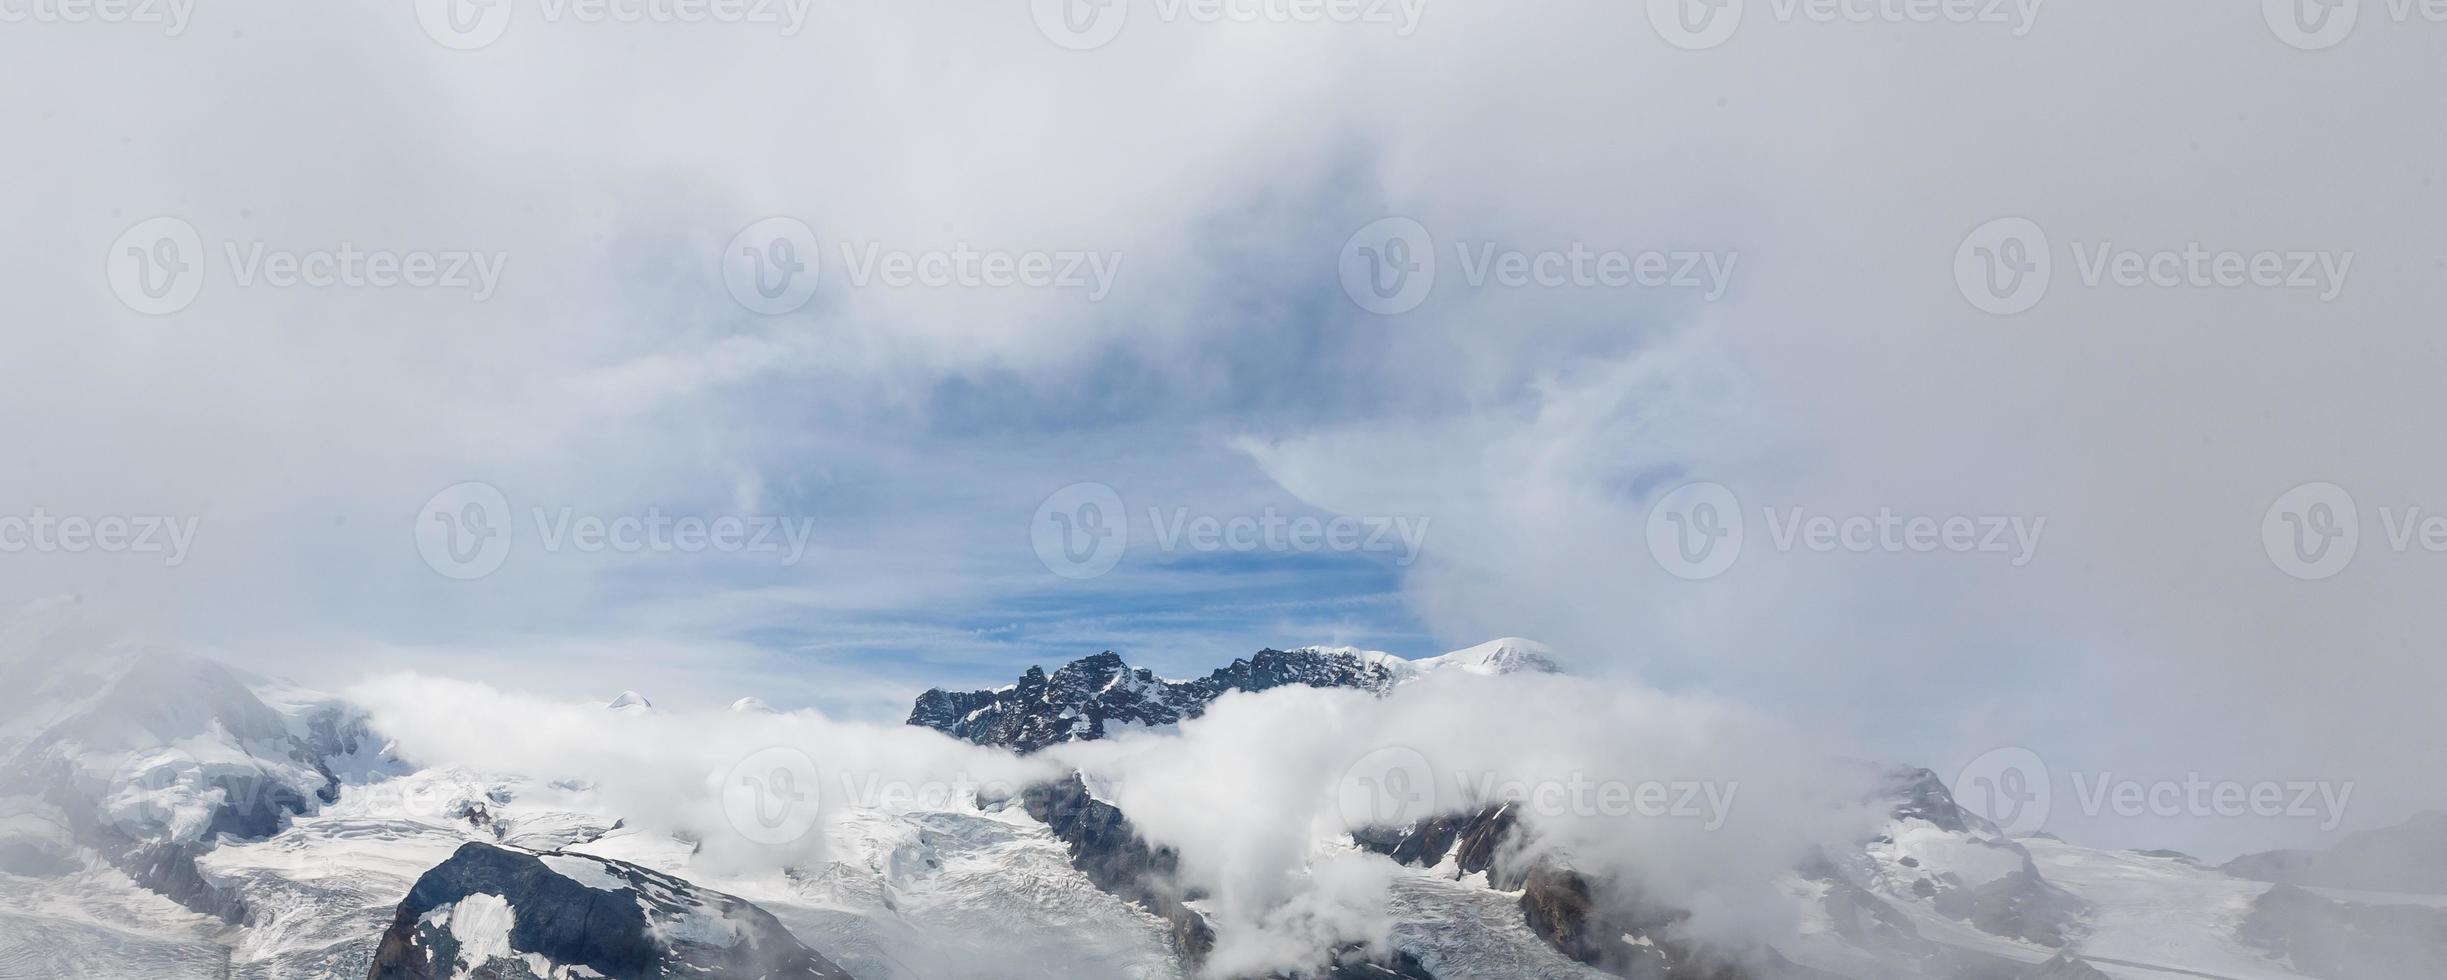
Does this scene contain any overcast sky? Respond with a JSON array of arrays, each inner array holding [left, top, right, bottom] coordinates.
[[3, 1, 2442, 860]]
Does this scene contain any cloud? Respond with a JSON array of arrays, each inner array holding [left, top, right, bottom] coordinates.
[[344, 673, 1059, 871], [4, 1, 2441, 865], [1052, 673, 1884, 973]]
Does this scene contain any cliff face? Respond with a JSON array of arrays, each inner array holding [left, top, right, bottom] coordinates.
[[909, 648, 1399, 753]]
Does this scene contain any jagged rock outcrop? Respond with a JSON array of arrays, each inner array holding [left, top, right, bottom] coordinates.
[[1846, 765, 2086, 950], [1012, 772, 1216, 960], [1360, 804, 1778, 979], [911, 648, 1400, 753], [1354, 802, 1524, 885], [1009, 772, 1437, 979], [366, 841, 854, 979]]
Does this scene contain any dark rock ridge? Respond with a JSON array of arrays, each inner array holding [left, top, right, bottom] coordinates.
[[1859, 765, 2087, 949], [910, 648, 1400, 753], [1005, 772, 1435, 979], [1359, 804, 1790, 979], [366, 841, 854, 980], [1353, 802, 1525, 886], [1010, 772, 1216, 961], [1880, 766, 1985, 835], [1352, 767, 2099, 980]]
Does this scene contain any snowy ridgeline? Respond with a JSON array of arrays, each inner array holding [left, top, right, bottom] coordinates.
[[3, 620, 2445, 980]]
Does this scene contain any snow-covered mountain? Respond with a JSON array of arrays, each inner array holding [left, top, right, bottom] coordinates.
[[904, 640, 1557, 754], [1365, 637, 1563, 681], [905, 647, 1404, 753], [7, 627, 2446, 980], [367, 842, 854, 979]]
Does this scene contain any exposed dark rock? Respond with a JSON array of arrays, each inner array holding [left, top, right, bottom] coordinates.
[[1516, 862, 1687, 979], [1014, 773, 1216, 961], [1860, 764, 2087, 949], [365, 841, 854, 980], [910, 648, 1399, 753], [1880, 766, 1985, 835], [1354, 803, 1525, 887], [1012, 773, 1443, 978], [1298, 943, 1439, 979]]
